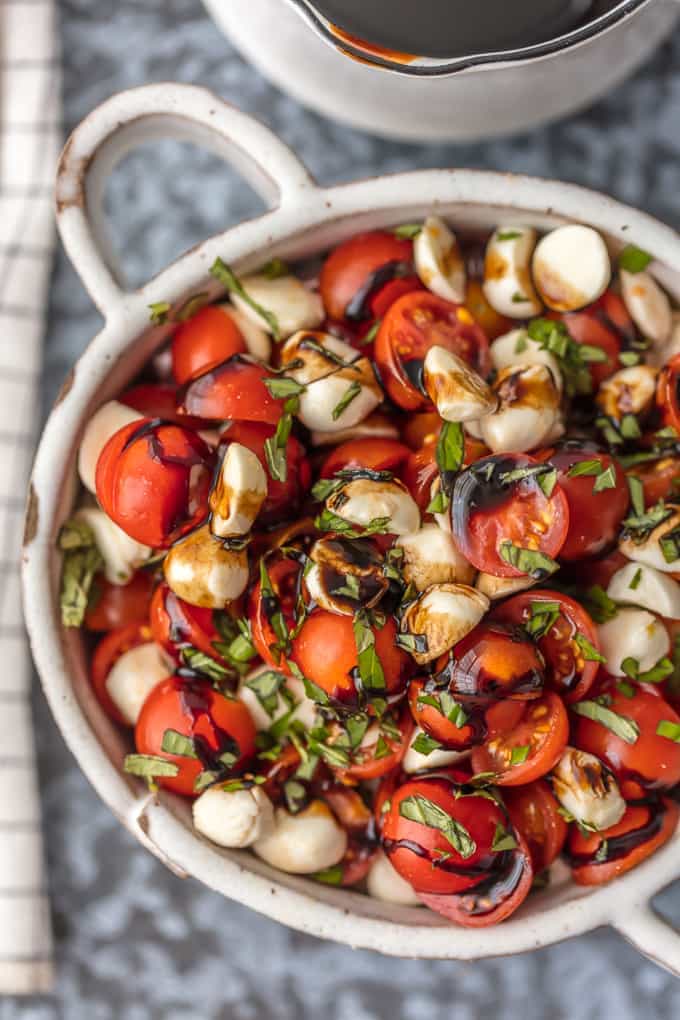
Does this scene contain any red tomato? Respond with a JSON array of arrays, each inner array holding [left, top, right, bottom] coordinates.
[[656, 354, 680, 433], [470, 691, 569, 786], [120, 382, 204, 430], [149, 583, 222, 663], [418, 828, 534, 927], [290, 609, 411, 707], [568, 798, 679, 886], [465, 279, 513, 342], [91, 623, 153, 725], [371, 276, 424, 319], [504, 779, 568, 872], [492, 590, 601, 703], [320, 438, 411, 479], [436, 622, 546, 703], [554, 290, 633, 386], [220, 421, 311, 521], [401, 411, 441, 450], [85, 570, 155, 632], [402, 435, 490, 512], [248, 556, 301, 672], [375, 292, 490, 411], [382, 774, 514, 895], [574, 549, 629, 591], [177, 356, 285, 426], [171, 305, 247, 384], [95, 419, 214, 548], [408, 677, 482, 749], [134, 675, 256, 796], [535, 444, 629, 561], [572, 681, 680, 796], [319, 230, 414, 322], [335, 708, 414, 782], [451, 454, 570, 577], [628, 456, 680, 508]]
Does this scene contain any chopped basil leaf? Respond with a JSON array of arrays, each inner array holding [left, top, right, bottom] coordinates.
[[624, 655, 674, 685], [616, 679, 635, 698], [175, 292, 210, 321], [525, 600, 561, 640], [512, 291, 528, 304], [374, 735, 392, 760], [496, 230, 522, 241], [246, 669, 287, 718], [148, 301, 172, 325], [263, 376, 306, 400], [345, 713, 370, 750], [332, 573, 361, 600], [592, 465, 617, 493], [193, 770, 220, 793], [393, 223, 422, 239], [314, 509, 391, 538], [491, 822, 519, 852], [310, 476, 344, 502], [527, 318, 600, 397], [361, 319, 382, 345], [537, 467, 558, 498], [210, 257, 280, 339], [312, 865, 344, 885], [283, 779, 308, 814], [160, 730, 198, 758], [260, 258, 289, 280], [411, 732, 444, 756], [567, 459, 602, 478], [594, 839, 610, 864], [436, 421, 465, 479], [580, 584, 618, 624], [620, 414, 641, 441], [353, 611, 386, 692], [629, 567, 643, 590], [574, 633, 605, 663], [332, 380, 362, 421], [263, 399, 298, 483], [499, 541, 559, 580], [622, 500, 672, 543], [510, 745, 530, 765], [396, 632, 429, 655], [618, 244, 652, 274], [656, 720, 680, 743], [619, 351, 641, 367], [123, 754, 179, 779], [514, 334, 528, 354], [58, 519, 104, 628], [180, 646, 231, 684], [572, 699, 639, 744], [659, 525, 680, 564], [627, 475, 645, 517], [427, 488, 450, 514], [399, 793, 476, 859]]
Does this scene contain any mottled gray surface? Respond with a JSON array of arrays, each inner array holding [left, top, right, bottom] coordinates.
[[11, 0, 680, 1016]]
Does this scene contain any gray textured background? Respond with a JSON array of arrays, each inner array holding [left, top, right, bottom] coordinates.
[[10, 0, 680, 1016]]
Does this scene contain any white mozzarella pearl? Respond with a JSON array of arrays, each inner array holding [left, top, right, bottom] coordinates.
[[480, 364, 562, 454], [296, 361, 382, 433], [620, 269, 672, 348], [414, 216, 466, 304], [310, 413, 399, 447], [400, 583, 489, 664], [253, 801, 348, 874], [326, 477, 420, 537], [490, 328, 563, 389], [74, 507, 151, 585], [210, 442, 267, 538], [231, 275, 324, 338], [475, 572, 536, 600], [532, 225, 610, 312], [551, 748, 626, 832], [193, 784, 275, 849], [596, 364, 657, 421], [77, 400, 142, 494], [422, 345, 497, 423], [366, 850, 422, 906], [482, 226, 543, 319], [396, 523, 475, 591], [597, 607, 670, 676], [163, 524, 249, 608], [105, 643, 168, 725], [619, 507, 680, 573], [607, 562, 680, 620]]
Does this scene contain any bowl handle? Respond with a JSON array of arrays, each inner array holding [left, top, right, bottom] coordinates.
[[55, 83, 316, 313], [613, 904, 680, 976]]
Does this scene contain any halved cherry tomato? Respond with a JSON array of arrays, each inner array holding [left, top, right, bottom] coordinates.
[[504, 779, 568, 873], [535, 443, 629, 561], [334, 708, 414, 782], [220, 421, 311, 521], [85, 570, 155, 632], [572, 681, 680, 796], [95, 419, 214, 548], [573, 549, 629, 591], [375, 292, 491, 412], [436, 622, 545, 703], [568, 798, 679, 886], [470, 691, 569, 786], [91, 623, 153, 725], [150, 583, 222, 664], [465, 279, 513, 341], [492, 590, 600, 702], [553, 290, 633, 386], [408, 677, 482, 749], [171, 305, 247, 384], [248, 555, 301, 672], [400, 411, 441, 450], [320, 437, 411, 479], [382, 774, 514, 895], [120, 382, 205, 430], [451, 454, 569, 577], [290, 609, 411, 707], [370, 276, 424, 320], [402, 434, 489, 512], [418, 828, 534, 927], [656, 354, 680, 433], [628, 455, 680, 508], [319, 230, 414, 322], [177, 355, 285, 426], [134, 675, 256, 796]]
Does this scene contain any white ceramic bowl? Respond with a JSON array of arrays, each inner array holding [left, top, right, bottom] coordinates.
[[23, 84, 680, 972]]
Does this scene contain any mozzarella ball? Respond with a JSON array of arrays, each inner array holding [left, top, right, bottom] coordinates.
[[483, 226, 542, 319], [400, 583, 489, 664], [422, 345, 497, 423], [253, 801, 348, 874], [480, 363, 563, 454], [297, 358, 382, 433], [597, 607, 670, 676], [607, 562, 680, 620], [74, 507, 151, 585], [490, 328, 563, 389], [475, 571, 536, 600], [532, 225, 610, 312], [218, 303, 271, 362], [620, 269, 672, 348], [396, 523, 475, 591], [596, 365, 657, 421], [231, 274, 323, 338], [326, 477, 420, 537], [163, 524, 249, 608], [619, 506, 680, 573], [78, 400, 142, 493], [401, 726, 471, 774], [105, 642, 168, 725], [305, 536, 387, 616], [414, 216, 466, 304], [210, 442, 267, 538], [551, 748, 625, 832], [193, 784, 275, 849], [366, 850, 422, 906]]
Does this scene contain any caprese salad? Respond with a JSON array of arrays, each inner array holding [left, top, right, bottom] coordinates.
[[59, 213, 680, 925]]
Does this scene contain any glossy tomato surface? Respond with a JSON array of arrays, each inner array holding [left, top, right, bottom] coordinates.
[[85, 570, 155, 632], [91, 623, 153, 725], [504, 779, 568, 873], [554, 290, 633, 386], [177, 356, 284, 425], [656, 353, 680, 433], [150, 583, 222, 663], [320, 437, 411, 479], [470, 691, 569, 786], [335, 708, 414, 782], [320, 230, 414, 322], [120, 382, 205, 430], [171, 305, 247, 384], [248, 556, 301, 672]]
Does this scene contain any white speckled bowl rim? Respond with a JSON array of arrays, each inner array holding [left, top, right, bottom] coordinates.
[[22, 84, 680, 972]]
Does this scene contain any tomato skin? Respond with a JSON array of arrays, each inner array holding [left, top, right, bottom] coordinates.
[[554, 290, 633, 386], [535, 444, 629, 561], [85, 570, 155, 632], [335, 708, 414, 782], [91, 623, 154, 725], [401, 440, 439, 512], [504, 779, 567, 872], [492, 590, 600, 703], [320, 438, 411, 479], [470, 691, 569, 786], [628, 456, 680, 508], [95, 419, 214, 548], [319, 231, 414, 322], [401, 411, 441, 451], [290, 609, 411, 706], [418, 828, 534, 927], [656, 353, 680, 433], [171, 305, 247, 384], [451, 454, 570, 577], [220, 422, 311, 521], [465, 279, 513, 341], [568, 798, 679, 886], [375, 292, 491, 411], [370, 276, 424, 319], [177, 356, 285, 426], [408, 677, 481, 749], [149, 583, 221, 664], [119, 382, 204, 430], [248, 556, 301, 672], [134, 675, 256, 796], [572, 681, 680, 795], [382, 775, 511, 895], [438, 622, 546, 703]]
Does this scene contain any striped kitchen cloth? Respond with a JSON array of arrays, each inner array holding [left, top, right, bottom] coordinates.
[[0, 0, 60, 995]]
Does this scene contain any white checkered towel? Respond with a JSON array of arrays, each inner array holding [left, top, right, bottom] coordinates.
[[0, 0, 59, 995]]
